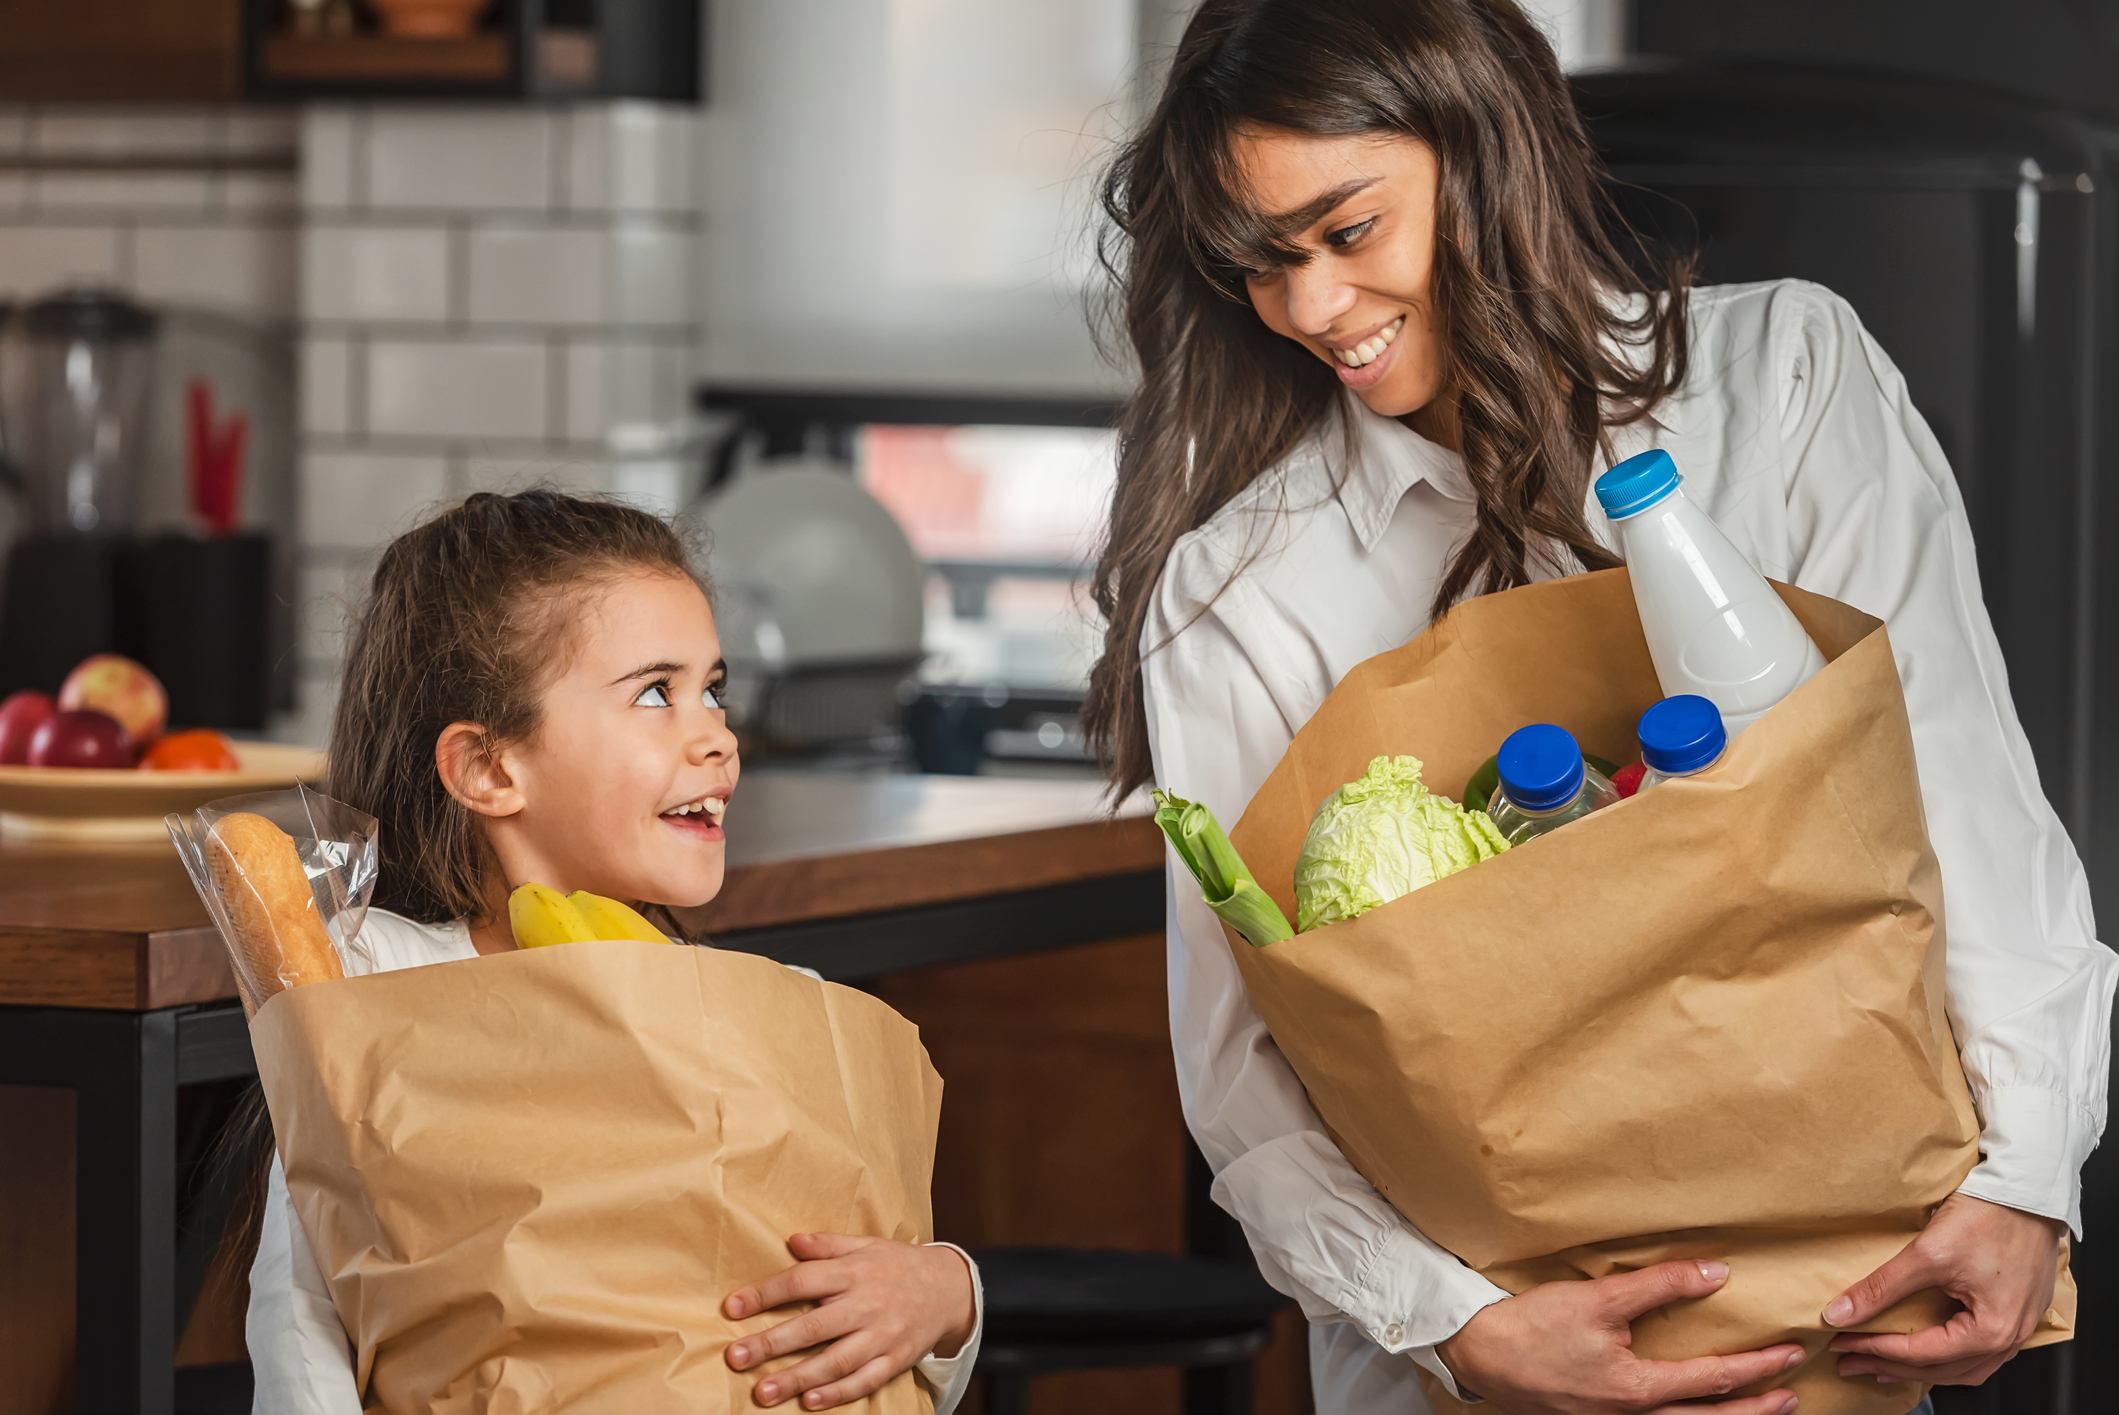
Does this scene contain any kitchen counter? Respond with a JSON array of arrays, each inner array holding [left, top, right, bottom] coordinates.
[[0, 766, 1161, 1006]]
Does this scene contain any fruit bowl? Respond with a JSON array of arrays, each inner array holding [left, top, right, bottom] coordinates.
[[0, 741, 325, 841]]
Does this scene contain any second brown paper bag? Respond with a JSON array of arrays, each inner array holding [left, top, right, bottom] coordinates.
[[252, 940, 943, 1415], [1222, 569, 2071, 1415]]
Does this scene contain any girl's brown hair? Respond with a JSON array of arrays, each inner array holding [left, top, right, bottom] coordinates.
[[1083, 0, 1692, 798], [327, 488, 709, 926]]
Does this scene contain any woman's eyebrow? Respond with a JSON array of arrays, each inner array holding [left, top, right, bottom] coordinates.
[[1265, 177, 1378, 236], [610, 660, 686, 685]]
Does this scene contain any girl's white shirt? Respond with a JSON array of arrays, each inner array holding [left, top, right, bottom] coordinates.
[[247, 907, 984, 1415], [1142, 279, 2118, 1412]]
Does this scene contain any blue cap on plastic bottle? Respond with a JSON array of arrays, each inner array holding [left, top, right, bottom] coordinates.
[[1595, 448, 1681, 520], [1496, 723, 1586, 812], [1637, 695, 1726, 776]]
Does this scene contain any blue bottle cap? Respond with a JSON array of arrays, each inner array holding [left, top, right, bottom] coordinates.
[[1637, 694, 1727, 776], [1595, 448, 1681, 520], [1496, 723, 1586, 812]]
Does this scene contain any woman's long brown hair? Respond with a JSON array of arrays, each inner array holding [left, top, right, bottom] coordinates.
[[1083, 0, 1692, 798]]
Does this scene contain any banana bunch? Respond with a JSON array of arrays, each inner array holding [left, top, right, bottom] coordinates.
[[508, 882, 674, 949]]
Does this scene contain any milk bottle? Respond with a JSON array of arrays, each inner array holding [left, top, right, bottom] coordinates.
[[1595, 450, 1825, 735]]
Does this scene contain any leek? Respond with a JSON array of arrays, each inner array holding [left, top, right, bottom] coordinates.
[[1151, 789, 1295, 948]]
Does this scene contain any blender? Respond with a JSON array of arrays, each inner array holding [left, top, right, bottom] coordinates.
[[0, 290, 161, 697]]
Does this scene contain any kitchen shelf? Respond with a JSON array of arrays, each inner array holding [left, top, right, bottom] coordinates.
[[259, 33, 514, 85], [0, 0, 244, 102], [241, 0, 698, 101]]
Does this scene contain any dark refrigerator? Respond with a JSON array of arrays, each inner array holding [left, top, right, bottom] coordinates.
[[1573, 62, 2117, 1413]]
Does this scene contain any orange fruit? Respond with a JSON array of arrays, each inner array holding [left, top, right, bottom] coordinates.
[[140, 729, 240, 772]]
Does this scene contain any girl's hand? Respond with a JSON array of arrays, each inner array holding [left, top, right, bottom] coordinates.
[[723, 1233, 976, 1410], [1435, 1260, 1804, 1414], [1826, 1192, 2065, 1385]]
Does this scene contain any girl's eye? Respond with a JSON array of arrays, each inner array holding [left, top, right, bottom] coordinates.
[[1326, 218, 1376, 248], [633, 682, 672, 708], [703, 681, 726, 709]]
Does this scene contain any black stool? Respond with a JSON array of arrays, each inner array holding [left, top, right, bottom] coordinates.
[[969, 1246, 1292, 1414]]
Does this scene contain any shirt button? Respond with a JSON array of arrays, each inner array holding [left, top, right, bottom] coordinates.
[[1383, 1322, 1405, 1345]]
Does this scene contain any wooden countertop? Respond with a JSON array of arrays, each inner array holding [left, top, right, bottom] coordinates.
[[0, 770, 1159, 1011]]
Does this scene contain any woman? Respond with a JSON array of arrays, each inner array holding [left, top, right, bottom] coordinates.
[[1084, 3, 2115, 1413]]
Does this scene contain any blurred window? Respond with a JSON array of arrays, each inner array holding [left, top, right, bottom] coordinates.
[[858, 424, 1115, 565], [856, 423, 1115, 693]]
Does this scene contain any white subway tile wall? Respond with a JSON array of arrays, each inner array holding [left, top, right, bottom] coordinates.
[[301, 338, 354, 438], [364, 107, 555, 212], [0, 105, 300, 320], [0, 225, 123, 293], [32, 108, 220, 157], [563, 340, 693, 444], [0, 102, 700, 737], [299, 451, 451, 548], [462, 456, 618, 498], [291, 103, 702, 732], [608, 223, 694, 327], [464, 225, 606, 325], [133, 224, 299, 317], [302, 225, 450, 322], [33, 172, 216, 213], [366, 338, 549, 440], [567, 104, 696, 214], [301, 108, 359, 211]]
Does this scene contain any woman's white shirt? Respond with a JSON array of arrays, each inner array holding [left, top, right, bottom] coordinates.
[[246, 908, 983, 1415], [1141, 279, 2118, 1410]]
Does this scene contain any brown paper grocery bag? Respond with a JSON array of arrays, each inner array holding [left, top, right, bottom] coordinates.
[[1224, 569, 2072, 1415], [252, 940, 942, 1415]]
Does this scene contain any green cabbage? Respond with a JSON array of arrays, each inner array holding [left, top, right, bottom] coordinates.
[[1293, 755, 1508, 932]]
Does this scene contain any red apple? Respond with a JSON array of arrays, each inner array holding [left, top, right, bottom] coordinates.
[[27, 709, 132, 769], [0, 690, 55, 765], [58, 654, 167, 748]]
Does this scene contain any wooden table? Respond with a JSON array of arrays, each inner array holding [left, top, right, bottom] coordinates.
[[0, 769, 1162, 1415]]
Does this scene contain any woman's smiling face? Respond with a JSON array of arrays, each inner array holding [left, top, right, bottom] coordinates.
[[1232, 127, 1450, 432], [461, 569, 741, 914]]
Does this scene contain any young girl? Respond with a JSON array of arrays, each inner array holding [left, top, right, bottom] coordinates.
[[247, 489, 982, 1413]]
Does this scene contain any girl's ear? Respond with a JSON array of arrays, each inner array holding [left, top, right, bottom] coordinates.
[[436, 722, 526, 819]]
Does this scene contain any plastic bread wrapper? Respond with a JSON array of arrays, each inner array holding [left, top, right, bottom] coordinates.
[[166, 783, 380, 1016]]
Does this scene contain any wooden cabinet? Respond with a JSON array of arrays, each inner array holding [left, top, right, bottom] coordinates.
[[241, 0, 699, 101], [0, 0, 698, 104], [874, 935, 1315, 1415], [0, 0, 243, 102]]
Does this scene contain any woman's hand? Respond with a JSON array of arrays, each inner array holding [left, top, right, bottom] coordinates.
[[1827, 1193, 2064, 1385], [723, 1234, 976, 1410], [1436, 1260, 1804, 1414]]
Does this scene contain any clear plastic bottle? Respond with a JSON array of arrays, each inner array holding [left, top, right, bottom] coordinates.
[[1487, 723, 1621, 845], [1635, 694, 1728, 792], [1596, 449, 1826, 736]]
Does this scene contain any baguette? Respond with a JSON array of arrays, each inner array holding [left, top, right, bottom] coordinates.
[[207, 811, 343, 1012]]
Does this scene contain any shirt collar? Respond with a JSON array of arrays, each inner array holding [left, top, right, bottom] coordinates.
[[1333, 393, 1475, 553]]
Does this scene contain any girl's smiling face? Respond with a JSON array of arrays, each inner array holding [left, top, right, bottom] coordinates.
[[440, 569, 740, 932]]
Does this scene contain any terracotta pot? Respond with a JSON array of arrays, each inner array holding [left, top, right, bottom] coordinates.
[[368, 0, 490, 39]]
